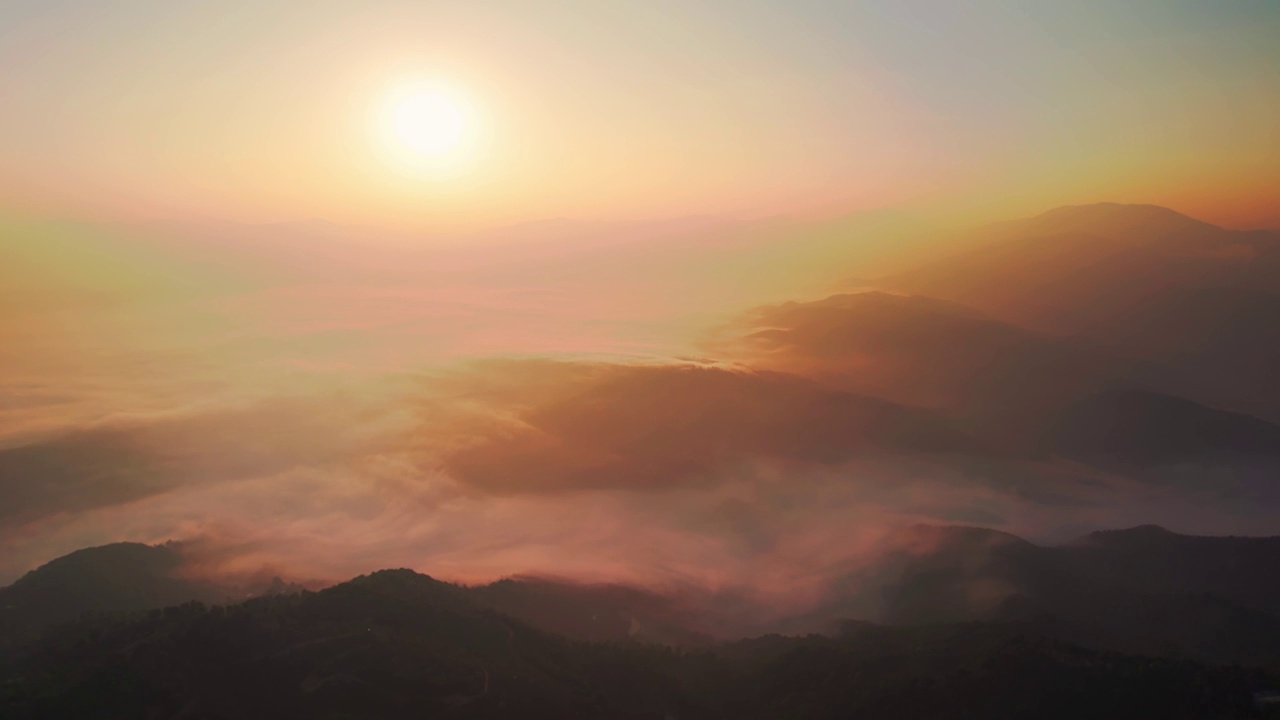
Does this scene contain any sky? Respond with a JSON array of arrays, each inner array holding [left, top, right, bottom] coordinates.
[[1, 0, 1278, 231], [2, 1, 1280, 606]]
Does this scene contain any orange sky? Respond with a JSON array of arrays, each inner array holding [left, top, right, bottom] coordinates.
[[1, 1, 1278, 232]]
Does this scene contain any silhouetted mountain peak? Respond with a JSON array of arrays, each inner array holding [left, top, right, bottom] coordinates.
[[1090, 523, 1176, 540], [1026, 202, 1217, 237], [888, 201, 1279, 341], [1079, 524, 1191, 549], [8, 541, 184, 591], [1036, 201, 1187, 220], [347, 568, 445, 585], [0, 541, 229, 646], [335, 568, 464, 601], [898, 523, 1034, 549], [802, 291, 988, 319]]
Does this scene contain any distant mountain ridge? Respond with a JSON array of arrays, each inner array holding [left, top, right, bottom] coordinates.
[[888, 202, 1280, 330], [882, 202, 1280, 420], [808, 523, 1280, 666], [3, 561, 1274, 720], [10, 522, 1280, 669], [1050, 389, 1280, 469]]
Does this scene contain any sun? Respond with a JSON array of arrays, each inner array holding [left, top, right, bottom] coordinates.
[[391, 91, 464, 156], [379, 81, 473, 165]]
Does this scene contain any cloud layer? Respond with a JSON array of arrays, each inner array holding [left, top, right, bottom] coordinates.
[[3, 203, 1280, 628]]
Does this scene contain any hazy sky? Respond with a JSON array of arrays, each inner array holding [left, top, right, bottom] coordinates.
[[2, 0, 1278, 230], [3, 2, 1280, 594]]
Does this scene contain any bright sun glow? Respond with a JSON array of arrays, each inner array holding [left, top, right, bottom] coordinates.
[[379, 82, 473, 166], [393, 92, 464, 156]]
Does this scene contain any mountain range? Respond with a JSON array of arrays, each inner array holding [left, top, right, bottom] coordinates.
[[5, 202, 1280, 717], [4, 538, 1279, 719], [8, 522, 1280, 667]]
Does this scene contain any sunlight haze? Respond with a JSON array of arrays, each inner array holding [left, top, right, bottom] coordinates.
[[4, 5, 1280, 716]]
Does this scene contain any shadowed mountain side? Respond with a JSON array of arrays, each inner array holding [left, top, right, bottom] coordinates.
[[1080, 287, 1280, 422], [889, 203, 1280, 335], [1084, 287, 1280, 360], [723, 290, 1280, 477], [728, 292, 1122, 441], [1049, 390, 1280, 471], [3, 567, 1272, 719], [813, 524, 1280, 666], [882, 203, 1280, 419], [430, 362, 989, 493], [1071, 525, 1280, 612]]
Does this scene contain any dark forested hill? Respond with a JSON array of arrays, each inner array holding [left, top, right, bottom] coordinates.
[[814, 524, 1280, 667], [3, 568, 1277, 720], [0, 542, 228, 653], [470, 577, 717, 646], [11, 523, 1280, 674]]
